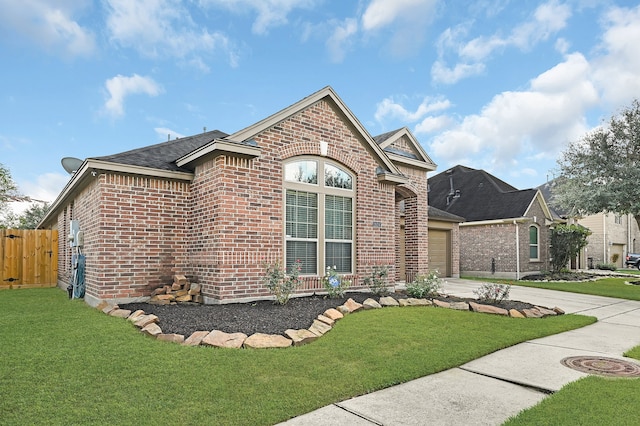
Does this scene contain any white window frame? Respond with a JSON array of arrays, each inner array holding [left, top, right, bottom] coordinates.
[[284, 156, 355, 275], [529, 224, 540, 261]]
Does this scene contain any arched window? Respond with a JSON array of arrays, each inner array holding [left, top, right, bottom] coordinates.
[[284, 158, 354, 275], [529, 225, 540, 260]]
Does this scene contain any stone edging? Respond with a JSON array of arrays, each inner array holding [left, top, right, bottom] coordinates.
[[97, 296, 565, 349]]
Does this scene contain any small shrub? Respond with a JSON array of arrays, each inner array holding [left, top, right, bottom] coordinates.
[[473, 283, 511, 304], [405, 271, 442, 298], [322, 266, 351, 298], [596, 263, 617, 271], [363, 265, 390, 296], [262, 259, 302, 305]]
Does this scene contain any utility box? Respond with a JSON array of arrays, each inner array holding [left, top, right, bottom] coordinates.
[[69, 220, 83, 248]]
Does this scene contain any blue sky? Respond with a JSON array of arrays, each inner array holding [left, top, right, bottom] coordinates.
[[2, 0, 640, 213]]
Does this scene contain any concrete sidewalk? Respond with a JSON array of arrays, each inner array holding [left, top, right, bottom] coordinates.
[[280, 278, 640, 425]]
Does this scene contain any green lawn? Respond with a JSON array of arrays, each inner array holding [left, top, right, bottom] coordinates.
[[0, 288, 593, 425], [504, 345, 640, 426], [462, 274, 640, 425], [464, 276, 640, 301]]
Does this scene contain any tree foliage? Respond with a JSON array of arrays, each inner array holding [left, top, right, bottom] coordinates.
[[1, 203, 50, 229], [0, 163, 19, 220], [554, 99, 640, 228], [550, 224, 591, 273]]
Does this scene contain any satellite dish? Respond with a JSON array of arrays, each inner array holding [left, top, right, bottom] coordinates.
[[61, 157, 84, 174]]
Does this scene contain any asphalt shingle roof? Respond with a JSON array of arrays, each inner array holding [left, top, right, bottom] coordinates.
[[91, 130, 229, 172], [428, 165, 538, 222]]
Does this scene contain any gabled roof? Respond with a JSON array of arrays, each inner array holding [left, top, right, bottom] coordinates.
[[213, 86, 406, 177], [428, 205, 465, 223], [537, 178, 569, 220], [373, 127, 437, 171], [92, 130, 228, 172], [428, 165, 550, 222]]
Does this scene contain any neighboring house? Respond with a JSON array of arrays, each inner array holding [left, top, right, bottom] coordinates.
[[428, 165, 555, 279], [39, 86, 437, 306], [538, 180, 640, 269]]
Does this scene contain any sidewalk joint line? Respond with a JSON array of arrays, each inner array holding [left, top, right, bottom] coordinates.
[[333, 403, 384, 425], [457, 367, 555, 395]]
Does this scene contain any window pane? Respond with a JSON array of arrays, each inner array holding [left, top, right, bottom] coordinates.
[[285, 161, 318, 184], [326, 195, 352, 240], [326, 242, 352, 273], [530, 246, 538, 259], [286, 241, 317, 274], [529, 226, 538, 244], [325, 164, 352, 189], [286, 190, 317, 238]]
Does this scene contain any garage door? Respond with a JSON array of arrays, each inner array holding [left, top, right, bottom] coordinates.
[[428, 230, 450, 277], [611, 243, 624, 268]]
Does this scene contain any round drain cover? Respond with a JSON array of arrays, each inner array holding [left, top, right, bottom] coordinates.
[[561, 356, 640, 377]]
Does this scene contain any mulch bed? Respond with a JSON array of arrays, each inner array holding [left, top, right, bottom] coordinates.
[[121, 291, 539, 337]]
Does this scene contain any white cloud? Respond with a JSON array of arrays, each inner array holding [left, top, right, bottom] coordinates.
[[200, 0, 316, 35], [415, 115, 453, 134], [375, 95, 452, 123], [360, 0, 438, 56], [154, 127, 186, 141], [326, 18, 358, 63], [429, 52, 598, 174], [105, 0, 236, 69], [433, 0, 572, 84], [19, 172, 70, 203], [0, 0, 95, 56], [103, 74, 163, 118], [591, 4, 640, 106]]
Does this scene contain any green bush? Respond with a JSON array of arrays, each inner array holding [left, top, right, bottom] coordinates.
[[406, 271, 442, 298], [473, 283, 511, 304], [322, 266, 351, 298], [363, 265, 390, 296], [262, 259, 302, 305], [595, 263, 617, 271]]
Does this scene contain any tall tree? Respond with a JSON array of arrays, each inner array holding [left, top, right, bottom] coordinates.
[[2, 203, 50, 229], [0, 163, 18, 218], [554, 99, 640, 229]]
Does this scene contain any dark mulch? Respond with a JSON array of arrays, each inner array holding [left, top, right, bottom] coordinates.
[[522, 272, 597, 281], [121, 291, 539, 337]]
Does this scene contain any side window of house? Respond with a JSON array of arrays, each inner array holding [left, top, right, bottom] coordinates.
[[529, 225, 539, 260], [284, 158, 354, 275]]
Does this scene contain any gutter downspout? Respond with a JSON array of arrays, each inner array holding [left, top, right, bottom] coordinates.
[[603, 214, 607, 264], [514, 220, 520, 280]]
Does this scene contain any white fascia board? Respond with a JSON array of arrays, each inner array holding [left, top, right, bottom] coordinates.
[[459, 217, 530, 227], [387, 152, 437, 171], [176, 140, 261, 167], [38, 159, 193, 228]]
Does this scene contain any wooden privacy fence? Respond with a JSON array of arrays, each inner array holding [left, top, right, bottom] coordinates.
[[0, 229, 58, 289]]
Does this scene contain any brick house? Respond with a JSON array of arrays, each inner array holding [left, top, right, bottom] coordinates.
[[539, 179, 640, 269], [428, 165, 554, 279], [40, 87, 437, 305]]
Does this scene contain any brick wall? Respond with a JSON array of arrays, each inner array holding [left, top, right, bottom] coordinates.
[[188, 99, 403, 301], [460, 199, 550, 279], [60, 174, 190, 302], [53, 99, 429, 304]]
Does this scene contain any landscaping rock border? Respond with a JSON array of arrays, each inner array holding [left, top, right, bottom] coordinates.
[[98, 295, 565, 350]]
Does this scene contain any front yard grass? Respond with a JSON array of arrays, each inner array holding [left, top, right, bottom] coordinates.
[[465, 276, 640, 301], [463, 275, 640, 425], [0, 288, 594, 425], [504, 345, 640, 426]]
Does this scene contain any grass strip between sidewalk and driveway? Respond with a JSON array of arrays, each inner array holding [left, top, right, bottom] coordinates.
[[0, 288, 594, 425], [465, 276, 640, 301]]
